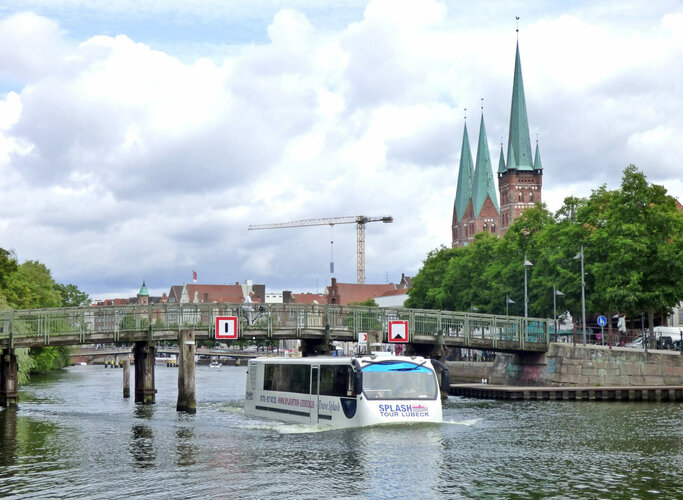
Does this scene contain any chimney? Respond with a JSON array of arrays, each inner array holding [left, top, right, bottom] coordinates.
[[331, 277, 336, 286]]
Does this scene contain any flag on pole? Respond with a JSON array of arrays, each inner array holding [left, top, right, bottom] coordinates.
[[192, 270, 197, 283]]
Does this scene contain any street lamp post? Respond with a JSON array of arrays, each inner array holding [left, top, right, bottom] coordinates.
[[506, 295, 515, 316], [553, 286, 564, 341], [574, 246, 587, 346], [523, 254, 533, 318]]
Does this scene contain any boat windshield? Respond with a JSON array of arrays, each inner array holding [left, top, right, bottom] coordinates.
[[361, 362, 438, 400]]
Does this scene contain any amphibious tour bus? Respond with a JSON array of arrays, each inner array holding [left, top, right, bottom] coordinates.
[[244, 355, 445, 427]]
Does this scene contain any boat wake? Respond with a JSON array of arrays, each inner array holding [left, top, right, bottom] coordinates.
[[442, 418, 481, 426]]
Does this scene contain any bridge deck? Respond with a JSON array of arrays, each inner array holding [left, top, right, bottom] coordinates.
[[0, 303, 552, 353]]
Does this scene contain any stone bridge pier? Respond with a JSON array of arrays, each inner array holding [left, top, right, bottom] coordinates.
[[405, 342, 447, 362]]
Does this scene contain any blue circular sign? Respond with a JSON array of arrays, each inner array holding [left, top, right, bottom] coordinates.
[[597, 315, 607, 327]]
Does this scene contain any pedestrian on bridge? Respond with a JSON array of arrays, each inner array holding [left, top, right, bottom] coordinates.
[[244, 291, 255, 324]]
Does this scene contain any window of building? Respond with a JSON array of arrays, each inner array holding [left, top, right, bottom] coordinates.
[[491, 223, 496, 233]]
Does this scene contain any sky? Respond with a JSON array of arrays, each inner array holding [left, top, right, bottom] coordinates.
[[0, 0, 682, 301]]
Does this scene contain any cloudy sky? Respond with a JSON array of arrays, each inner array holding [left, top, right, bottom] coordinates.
[[0, 0, 682, 301]]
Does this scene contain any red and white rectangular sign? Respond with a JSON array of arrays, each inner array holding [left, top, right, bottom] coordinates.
[[388, 320, 408, 343], [215, 316, 238, 339]]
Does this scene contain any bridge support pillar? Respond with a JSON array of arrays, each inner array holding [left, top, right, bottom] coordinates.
[[300, 339, 333, 357], [0, 348, 18, 408], [176, 329, 196, 414], [133, 341, 156, 404], [405, 343, 447, 362]]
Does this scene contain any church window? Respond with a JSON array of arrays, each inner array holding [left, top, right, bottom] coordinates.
[[518, 191, 523, 201], [529, 192, 534, 201], [491, 223, 496, 233]]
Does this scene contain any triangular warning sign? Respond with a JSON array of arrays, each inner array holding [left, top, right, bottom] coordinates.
[[388, 320, 408, 343]]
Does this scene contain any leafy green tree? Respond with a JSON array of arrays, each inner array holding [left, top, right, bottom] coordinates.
[[0, 248, 18, 291], [4, 261, 62, 309], [589, 166, 683, 334], [55, 283, 91, 307], [405, 246, 460, 310]]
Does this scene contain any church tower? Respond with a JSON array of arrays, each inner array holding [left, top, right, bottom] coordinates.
[[451, 32, 542, 246], [137, 281, 149, 306], [471, 110, 501, 237], [498, 39, 543, 233], [451, 120, 474, 246]]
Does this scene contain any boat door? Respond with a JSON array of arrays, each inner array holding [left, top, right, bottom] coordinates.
[[310, 365, 320, 424]]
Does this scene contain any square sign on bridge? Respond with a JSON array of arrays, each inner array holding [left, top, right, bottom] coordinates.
[[388, 320, 409, 343], [215, 316, 238, 340]]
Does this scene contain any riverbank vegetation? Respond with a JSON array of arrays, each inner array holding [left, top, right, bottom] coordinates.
[[406, 166, 683, 333], [0, 249, 90, 379]]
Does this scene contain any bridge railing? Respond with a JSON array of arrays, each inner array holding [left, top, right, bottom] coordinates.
[[0, 303, 551, 350]]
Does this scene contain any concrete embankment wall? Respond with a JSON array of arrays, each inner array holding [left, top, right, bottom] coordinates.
[[446, 361, 494, 383], [447, 343, 683, 387]]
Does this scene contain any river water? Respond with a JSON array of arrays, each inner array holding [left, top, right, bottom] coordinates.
[[1, 364, 681, 499]]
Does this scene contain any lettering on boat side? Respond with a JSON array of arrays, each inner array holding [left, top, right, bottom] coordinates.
[[259, 395, 315, 408], [378, 403, 429, 418], [318, 401, 341, 412]]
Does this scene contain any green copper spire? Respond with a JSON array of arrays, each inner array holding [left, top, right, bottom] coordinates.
[[507, 143, 517, 170], [139, 281, 149, 296], [497, 144, 506, 174], [454, 122, 474, 222], [472, 114, 499, 215], [506, 41, 533, 171], [533, 140, 543, 171]]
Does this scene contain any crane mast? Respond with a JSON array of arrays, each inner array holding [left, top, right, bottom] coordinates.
[[248, 215, 393, 284]]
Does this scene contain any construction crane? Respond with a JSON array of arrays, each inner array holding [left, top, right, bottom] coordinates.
[[248, 215, 393, 284]]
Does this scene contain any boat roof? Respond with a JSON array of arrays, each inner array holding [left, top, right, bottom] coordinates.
[[248, 355, 431, 366]]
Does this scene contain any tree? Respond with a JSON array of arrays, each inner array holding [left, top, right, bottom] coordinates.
[[4, 261, 62, 309], [0, 248, 18, 291], [405, 246, 460, 310], [590, 166, 683, 336], [55, 283, 91, 308]]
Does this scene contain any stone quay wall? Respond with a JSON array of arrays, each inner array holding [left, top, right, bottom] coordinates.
[[490, 343, 683, 387], [446, 361, 494, 383]]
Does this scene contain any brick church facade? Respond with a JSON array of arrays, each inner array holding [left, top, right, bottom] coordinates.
[[452, 39, 543, 247]]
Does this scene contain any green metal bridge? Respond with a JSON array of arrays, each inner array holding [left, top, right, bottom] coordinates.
[[0, 302, 552, 353]]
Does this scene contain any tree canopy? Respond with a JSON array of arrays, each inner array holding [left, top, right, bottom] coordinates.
[[407, 166, 683, 327], [0, 249, 91, 376]]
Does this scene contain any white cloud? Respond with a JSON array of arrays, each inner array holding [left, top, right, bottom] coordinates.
[[0, 0, 681, 299]]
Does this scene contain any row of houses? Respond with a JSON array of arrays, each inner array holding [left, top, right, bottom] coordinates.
[[92, 275, 414, 310]]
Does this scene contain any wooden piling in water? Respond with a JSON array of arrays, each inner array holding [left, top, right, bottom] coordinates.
[[122, 358, 130, 398], [176, 329, 196, 414], [133, 341, 156, 404], [0, 349, 18, 408]]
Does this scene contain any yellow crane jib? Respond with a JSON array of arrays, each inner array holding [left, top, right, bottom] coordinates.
[[248, 215, 393, 284]]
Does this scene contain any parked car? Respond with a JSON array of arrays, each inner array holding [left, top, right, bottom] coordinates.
[[625, 327, 683, 350]]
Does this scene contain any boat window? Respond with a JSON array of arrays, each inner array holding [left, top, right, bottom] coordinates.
[[319, 365, 355, 397], [263, 364, 311, 394], [362, 362, 437, 400]]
